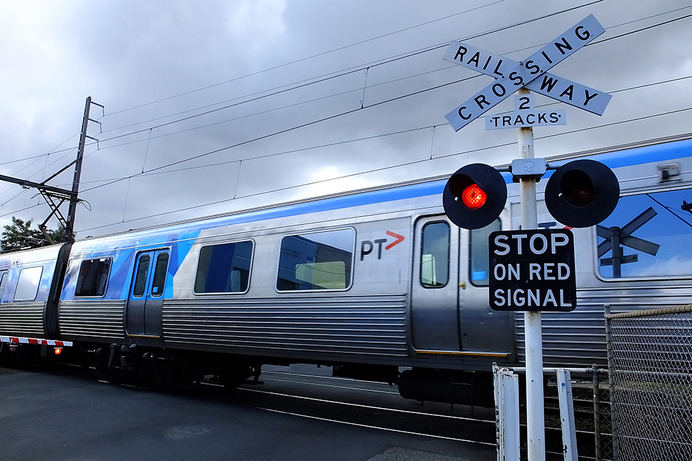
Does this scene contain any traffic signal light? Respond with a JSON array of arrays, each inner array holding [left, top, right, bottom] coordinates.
[[442, 163, 507, 229], [545, 159, 620, 228]]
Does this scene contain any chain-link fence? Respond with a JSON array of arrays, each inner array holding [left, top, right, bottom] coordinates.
[[605, 304, 692, 461]]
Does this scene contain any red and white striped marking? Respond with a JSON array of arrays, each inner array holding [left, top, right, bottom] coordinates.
[[0, 336, 73, 347]]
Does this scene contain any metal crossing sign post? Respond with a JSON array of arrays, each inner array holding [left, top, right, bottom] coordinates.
[[442, 14, 611, 460]]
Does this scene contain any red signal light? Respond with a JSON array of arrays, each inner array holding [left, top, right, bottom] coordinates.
[[443, 163, 507, 230], [461, 184, 487, 209]]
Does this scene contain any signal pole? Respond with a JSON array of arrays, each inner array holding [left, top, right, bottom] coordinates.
[[517, 89, 545, 460], [441, 15, 616, 460]]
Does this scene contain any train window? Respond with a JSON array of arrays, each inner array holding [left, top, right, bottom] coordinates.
[[420, 222, 450, 288], [469, 219, 501, 286], [150, 253, 169, 297], [133, 254, 151, 298], [277, 229, 354, 291], [194, 241, 253, 294], [15, 266, 43, 301], [597, 188, 692, 278], [75, 258, 112, 297], [0, 270, 7, 299]]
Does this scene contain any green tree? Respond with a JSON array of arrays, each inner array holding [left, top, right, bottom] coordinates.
[[0, 217, 67, 252]]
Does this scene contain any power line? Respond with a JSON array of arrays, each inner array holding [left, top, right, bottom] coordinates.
[[0, 0, 654, 186], [82, 8, 692, 197], [103, 0, 508, 117], [76, 104, 692, 235], [95, 1, 602, 143], [2, 0, 682, 190], [89, 1, 689, 162], [39, 67, 692, 200], [4, 3, 691, 229]]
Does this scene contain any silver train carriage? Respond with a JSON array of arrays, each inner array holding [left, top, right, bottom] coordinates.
[[0, 137, 690, 404]]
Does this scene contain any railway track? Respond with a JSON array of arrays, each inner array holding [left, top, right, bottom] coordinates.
[[233, 365, 497, 449]]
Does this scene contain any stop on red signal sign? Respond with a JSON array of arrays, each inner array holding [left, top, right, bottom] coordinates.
[[489, 229, 576, 311]]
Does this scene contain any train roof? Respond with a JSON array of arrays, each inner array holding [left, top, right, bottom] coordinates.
[[0, 242, 65, 266], [70, 136, 692, 253]]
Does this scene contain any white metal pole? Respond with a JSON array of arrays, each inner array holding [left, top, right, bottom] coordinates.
[[517, 88, 545, 460]]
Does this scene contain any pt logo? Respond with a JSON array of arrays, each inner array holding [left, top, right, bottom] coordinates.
[[360, 231, 405, 260]]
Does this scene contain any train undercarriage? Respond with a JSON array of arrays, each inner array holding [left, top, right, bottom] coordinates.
[[0, 338, 495, 407]]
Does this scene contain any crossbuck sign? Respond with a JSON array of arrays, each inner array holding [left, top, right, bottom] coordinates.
[[444, 14, 611, 131]]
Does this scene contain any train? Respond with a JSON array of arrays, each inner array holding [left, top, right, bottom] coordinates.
[[0, 137, 690, 404]]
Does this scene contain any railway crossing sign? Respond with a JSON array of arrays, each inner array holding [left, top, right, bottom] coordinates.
[[489, 229, 576, 312], [441, 15, 617, 460], [441, 14, 618, 461], [444, 14, 611, 131]]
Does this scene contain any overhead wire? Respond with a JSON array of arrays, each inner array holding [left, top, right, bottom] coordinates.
[[0, 0, 616, 192], [102, 0, 508, 117], [76, 100, 692, 234], [20, 9, 692, 224], [4, 2, 691, 232], [90, 1, 689, 164], [94, 1, 602, 143], [6, 1, 600, 192], [0, 0, 677, 186], [0, 0, 512, 193], [77, 9, 692, 196]]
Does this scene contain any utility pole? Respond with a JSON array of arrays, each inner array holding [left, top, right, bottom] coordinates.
[[65, 96, 101, 240], [0, 96, 103, 243]]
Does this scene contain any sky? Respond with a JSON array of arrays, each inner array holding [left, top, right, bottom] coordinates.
[[0, 0, 691, 239]]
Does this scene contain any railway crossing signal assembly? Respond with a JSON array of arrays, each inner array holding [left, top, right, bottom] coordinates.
[[442, 159, 620, 230], [440, 13, 615, 460]]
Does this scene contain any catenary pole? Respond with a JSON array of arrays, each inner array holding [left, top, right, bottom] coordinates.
[[65, 96, 92, 241]]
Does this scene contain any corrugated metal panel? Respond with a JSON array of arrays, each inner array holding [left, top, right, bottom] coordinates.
[[59, 300, 126, 341], [0, 302, 45, 337], [515, 287, 692, 367], [162, 294, 408, 358]]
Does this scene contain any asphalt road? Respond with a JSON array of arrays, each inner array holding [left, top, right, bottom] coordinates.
[[0, 364, 496, 461]]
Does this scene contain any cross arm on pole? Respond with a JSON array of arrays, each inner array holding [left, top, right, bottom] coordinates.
[[0, 173, 76, 200]]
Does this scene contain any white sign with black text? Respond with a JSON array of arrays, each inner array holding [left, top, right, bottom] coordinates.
[[444, 14, 610, 131], [485, 94, 566, 130]]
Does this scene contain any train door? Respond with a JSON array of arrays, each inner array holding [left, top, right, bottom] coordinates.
[[411, 216, 460, 350], [126, 249, 170, 338], [411, 216, 513, 357]]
